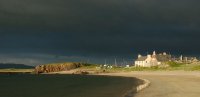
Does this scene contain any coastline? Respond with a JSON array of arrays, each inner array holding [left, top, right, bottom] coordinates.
[[3, 69, 200, 97], [46, 70, 150, 97], [96, 73, 150, 97], [122, 78, 150, 97], [0, 73, 143, 97]]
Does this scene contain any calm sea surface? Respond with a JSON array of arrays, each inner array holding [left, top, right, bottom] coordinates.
[[0, 74, 142, 97]]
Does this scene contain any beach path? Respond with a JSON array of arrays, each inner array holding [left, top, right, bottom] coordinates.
[[104, 71, 200, 97]]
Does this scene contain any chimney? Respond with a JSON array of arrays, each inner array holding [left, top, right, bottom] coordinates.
[[153, 51, 156, 56], [138, 54, 142, 58], [147, 54, 151, 58], [180, 55, 183, 61]]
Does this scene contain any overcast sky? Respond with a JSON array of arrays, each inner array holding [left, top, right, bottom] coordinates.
[[0, 0, 200, 65]]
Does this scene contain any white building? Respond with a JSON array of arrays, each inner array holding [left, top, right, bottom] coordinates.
[[135, 51, 162, 67]]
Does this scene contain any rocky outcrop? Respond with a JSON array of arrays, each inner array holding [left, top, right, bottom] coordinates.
[[34, 62, 82, 74]]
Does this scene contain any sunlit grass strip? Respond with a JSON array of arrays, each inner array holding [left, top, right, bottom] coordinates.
[[0, 69, 34, 72]]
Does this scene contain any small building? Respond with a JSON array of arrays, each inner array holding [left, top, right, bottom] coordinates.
[[173, 55, 199, 63], [135, 51, 170, 67]]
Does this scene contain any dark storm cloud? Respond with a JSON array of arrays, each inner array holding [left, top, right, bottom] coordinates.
[[1, 0, 200, 27], [0, 0, 200, 64]]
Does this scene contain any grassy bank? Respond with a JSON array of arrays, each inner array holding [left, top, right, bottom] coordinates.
[[0, 74, 142, 97], [101, 62, 200, 72]]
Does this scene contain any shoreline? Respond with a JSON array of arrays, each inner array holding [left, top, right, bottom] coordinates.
[[2, 70, 200, 97], [46, 70, 151, 97], [92, 70, 200, 97], [0, 73, 142, 97], [0, 69, 147, 97], [96, 73, 150, 97], [122, 78, 150, 97], [44, 72, 147, 97]]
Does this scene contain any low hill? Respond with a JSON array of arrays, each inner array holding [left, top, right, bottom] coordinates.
[[34, 62, 83, 74], [0, 63, 34, 69]]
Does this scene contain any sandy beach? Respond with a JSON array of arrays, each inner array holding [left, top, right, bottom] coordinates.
[[100, 71, 200, 97]]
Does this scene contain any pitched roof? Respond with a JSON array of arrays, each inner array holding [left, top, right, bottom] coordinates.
[[156, 55, 171, 62], [135, 56, 147, 61]]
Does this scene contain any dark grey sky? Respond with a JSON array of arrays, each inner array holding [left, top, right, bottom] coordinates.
[[0, 0, 200, 65]]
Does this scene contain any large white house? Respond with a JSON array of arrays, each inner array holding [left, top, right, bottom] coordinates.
[[135, 51, 170, 67]]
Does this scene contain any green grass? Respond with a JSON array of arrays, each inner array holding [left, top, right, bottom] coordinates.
[[191, 65, 200, 70], [104, 66, 166, 72], [80, 63, 99, 69], [167, 61, 184, 67], [0, 74, 142, 97], [82, 63, 99, 66], [102, 62, 200, 72]]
